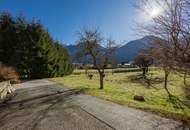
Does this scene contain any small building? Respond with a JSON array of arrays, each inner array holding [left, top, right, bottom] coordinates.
[[117, 61, 135, 68]]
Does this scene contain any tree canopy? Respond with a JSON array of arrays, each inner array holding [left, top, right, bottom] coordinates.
[[0, 12, 73, 79]]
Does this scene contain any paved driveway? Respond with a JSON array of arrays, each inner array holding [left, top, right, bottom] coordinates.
[[0, 80, 188, 130]]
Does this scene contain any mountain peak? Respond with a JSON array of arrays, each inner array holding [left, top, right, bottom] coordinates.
[[115, 35, 158, 63]]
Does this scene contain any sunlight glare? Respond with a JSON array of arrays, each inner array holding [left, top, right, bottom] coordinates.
[[149, 8, 161, 18]]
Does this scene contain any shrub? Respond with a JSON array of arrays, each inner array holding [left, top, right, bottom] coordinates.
[[0, 63, 19, 83]]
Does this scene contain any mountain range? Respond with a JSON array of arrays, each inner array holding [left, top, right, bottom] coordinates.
[[65, 36, 157, 63]]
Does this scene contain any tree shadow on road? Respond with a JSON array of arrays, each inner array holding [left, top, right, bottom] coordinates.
[[0, 88, 82, 129]]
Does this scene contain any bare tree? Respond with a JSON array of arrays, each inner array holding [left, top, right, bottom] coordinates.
[[134, 51, 153, 76], [136, 0, 188, 62], [136, 0, 190, 94], [149, 41, 174, 95], [76, 28, 117, 89]]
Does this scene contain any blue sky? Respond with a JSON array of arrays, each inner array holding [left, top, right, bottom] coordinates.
[[0, 0, 141, 45]]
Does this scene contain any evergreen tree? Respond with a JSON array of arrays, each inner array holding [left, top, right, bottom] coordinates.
[[0, 12, 73, 79]]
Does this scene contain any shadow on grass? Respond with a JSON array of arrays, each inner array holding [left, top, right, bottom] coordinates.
[[167, 94, 186, 110], [128, 73, 164, 89], [166, 94, 190, 127], [182, 85, 190, 107]]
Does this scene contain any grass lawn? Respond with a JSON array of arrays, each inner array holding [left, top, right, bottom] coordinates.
[[49, 69, 190, 118]]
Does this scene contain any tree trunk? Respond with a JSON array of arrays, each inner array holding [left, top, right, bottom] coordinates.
[[184, 71, 187, 86], [142, 67, 146, 76], [99, 72, 104, 89], [85, 68, 88, 76], [164, 70, 170, 96], [146, 67, 149, 73]]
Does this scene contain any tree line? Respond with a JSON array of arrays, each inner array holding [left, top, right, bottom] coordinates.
[[0, 12, 73, 79]]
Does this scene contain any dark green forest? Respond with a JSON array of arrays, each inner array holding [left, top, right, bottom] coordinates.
[[0, 12, 73, 79]]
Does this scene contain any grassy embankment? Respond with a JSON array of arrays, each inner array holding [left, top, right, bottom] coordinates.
[[49, 69, 190, 118]]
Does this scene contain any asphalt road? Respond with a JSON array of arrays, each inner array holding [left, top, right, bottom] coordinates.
[[0, 80, 188, 130]]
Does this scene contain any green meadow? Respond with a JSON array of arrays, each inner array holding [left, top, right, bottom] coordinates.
[[49, 69, 190, 118]]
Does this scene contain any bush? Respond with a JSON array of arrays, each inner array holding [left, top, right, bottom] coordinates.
[[0, 63, 19, 83]]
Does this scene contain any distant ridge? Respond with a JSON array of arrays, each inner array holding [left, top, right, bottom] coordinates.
[[115, 36, 158, 63], [65, 36, 159, 63]]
